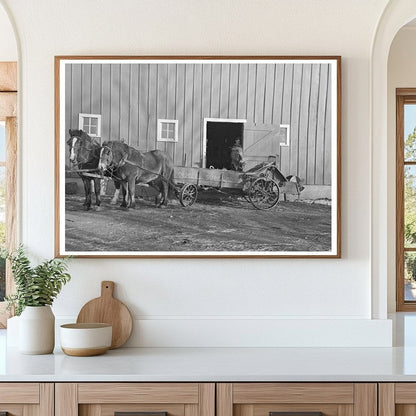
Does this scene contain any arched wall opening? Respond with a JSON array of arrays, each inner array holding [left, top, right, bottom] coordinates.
[[371, 1, 416, 319], [387, 20, 416, 313]]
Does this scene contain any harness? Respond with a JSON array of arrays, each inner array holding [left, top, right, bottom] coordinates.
[[100, 144, 143, 173], [99, 143, 176, 189], [70, 140, 176, 189]]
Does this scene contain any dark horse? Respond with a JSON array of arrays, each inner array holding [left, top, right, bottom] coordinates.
[[98, 141, 175, 209], [67, 129, 121, 210]]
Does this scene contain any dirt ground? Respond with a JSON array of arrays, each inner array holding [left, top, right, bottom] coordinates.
[[64, 191, 332, 253]]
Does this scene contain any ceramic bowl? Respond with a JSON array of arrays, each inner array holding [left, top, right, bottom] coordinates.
[[60, 323, 112, 356]]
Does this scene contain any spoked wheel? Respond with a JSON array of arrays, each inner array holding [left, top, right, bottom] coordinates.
[[179, 183, 198, 207], [248, 178, 280, 210]]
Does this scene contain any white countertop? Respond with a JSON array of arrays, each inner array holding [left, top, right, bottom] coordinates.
[[2, 345, 416, 382], [2, 313, 416, 382]]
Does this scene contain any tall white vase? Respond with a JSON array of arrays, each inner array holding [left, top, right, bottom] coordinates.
[[19, 306, 55, 354]]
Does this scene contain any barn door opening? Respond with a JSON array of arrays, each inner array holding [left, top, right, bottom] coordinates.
[[205, 120, 244, 169]]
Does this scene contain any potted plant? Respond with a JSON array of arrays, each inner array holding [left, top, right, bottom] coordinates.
[[4, 246, 71, 354]]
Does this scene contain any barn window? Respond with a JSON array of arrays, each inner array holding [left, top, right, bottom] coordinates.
[[157, 119, 178, 142], [79, 113, 101, 138]]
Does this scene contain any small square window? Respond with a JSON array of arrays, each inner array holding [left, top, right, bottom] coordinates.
[[79, 113, 102, 138], [157, 119, 178, 142]]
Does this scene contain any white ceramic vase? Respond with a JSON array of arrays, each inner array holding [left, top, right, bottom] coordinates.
[[19, 306, 55, 354]]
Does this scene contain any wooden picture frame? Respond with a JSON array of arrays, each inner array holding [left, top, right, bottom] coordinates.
[[55, 56, 341, 258]]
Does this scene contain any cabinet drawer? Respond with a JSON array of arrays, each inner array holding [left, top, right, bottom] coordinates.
[[0, 383, 39, 403], [56, 383, 215, 416], [217, 383, 376, 416], [0, 383, 53, 415], [78, 383, 200, 404]]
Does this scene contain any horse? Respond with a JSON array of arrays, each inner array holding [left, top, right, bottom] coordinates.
[[67, 129, 122, 210], [98, 141, 175, 209]]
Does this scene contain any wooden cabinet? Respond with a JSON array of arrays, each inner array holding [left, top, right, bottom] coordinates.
[[55, 383, 215, 416], [217, 383, 377, 416], [379, 383, 416, 416], [0, 383, 53, 416], [0, 380, 411, 416]]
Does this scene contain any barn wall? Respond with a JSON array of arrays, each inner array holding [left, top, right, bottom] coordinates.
[[66, 62, 332, 185]]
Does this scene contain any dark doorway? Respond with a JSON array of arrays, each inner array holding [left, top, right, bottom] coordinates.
[[206, 121, 244, 169]]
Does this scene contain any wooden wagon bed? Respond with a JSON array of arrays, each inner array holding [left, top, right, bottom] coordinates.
[[174, 167, 245, 190]]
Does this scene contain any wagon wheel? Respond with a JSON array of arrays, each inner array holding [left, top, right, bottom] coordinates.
[[179, 183, 198, 207], [248, 178, 280, 210]]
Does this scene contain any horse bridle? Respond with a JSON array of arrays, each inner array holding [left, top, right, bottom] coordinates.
[[69, 136, 100, 169], [99, 145, 115, 168], [100, 144, 129, 170]]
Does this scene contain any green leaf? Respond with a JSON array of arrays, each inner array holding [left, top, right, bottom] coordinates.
[[5, 245, 71, 315]]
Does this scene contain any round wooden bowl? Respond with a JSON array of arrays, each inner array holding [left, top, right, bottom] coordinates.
[[60, 323, 112, 357]]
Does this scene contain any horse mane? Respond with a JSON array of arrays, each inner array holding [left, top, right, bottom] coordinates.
[[103, 140, 143, 165], [118, 141, 130, 154], [80, 130, 93, 143], [69, 129, 93, 142], [69, 129, 103, 149], [105, 140, 130, 155], [69, 128, 83, 137]]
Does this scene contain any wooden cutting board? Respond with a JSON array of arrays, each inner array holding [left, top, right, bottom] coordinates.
[[76, 281, 133, 349]]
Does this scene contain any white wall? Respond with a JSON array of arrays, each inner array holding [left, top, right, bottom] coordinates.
[[0, 3, 16, 62], [387, 26, 416, 312], [0, 0, 394, 347]]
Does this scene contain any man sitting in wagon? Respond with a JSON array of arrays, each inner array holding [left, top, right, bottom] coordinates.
[[230, 138, 245, 172]]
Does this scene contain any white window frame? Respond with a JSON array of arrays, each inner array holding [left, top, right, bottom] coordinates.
[[157, 119, 178, 142], [78, 113, 102, 138], [279, 124, 290, 147]]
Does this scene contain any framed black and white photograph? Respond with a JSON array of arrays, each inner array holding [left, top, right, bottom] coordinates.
[[55, 56, 341, 258]]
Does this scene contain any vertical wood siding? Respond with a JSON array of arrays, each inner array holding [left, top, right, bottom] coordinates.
[[65, 62, 333, 185]]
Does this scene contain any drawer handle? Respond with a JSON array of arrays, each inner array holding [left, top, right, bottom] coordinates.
[[115, 412, 168, 416], [270, 413, 323, 416]]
